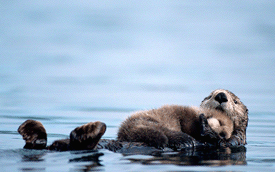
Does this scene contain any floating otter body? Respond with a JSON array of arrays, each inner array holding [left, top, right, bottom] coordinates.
[[17, 89, 248, 152]]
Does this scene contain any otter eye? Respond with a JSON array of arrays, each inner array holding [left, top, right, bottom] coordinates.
[[234, 100, 238, 104]]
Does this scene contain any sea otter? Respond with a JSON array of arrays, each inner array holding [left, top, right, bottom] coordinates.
[[17, 89, 248, 151], [201, 89, 248, 146], [117, 107, 234, 149]]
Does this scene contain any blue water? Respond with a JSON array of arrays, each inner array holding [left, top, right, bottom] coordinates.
[[1, 0, 275, 171]]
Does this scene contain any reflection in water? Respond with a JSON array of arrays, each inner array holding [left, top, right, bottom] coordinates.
[[69, 151, 104, 171], [19, 149, 47, 171], [125, 146, 246, 166], [20, 149, 46, 162], [17, 145, 246, 171], [69, 151, 103, 162], [11, 144, 246, 171], [18, 149, 104, 172]]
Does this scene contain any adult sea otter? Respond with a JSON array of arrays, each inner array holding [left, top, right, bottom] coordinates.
[[18, 89, 248, 152]]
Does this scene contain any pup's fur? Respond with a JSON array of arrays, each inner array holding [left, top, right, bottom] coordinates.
[[117, 106, 233, 149]]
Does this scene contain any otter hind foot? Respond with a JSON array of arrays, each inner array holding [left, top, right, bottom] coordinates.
[[18, 120, 47, 149], [69, 121, 106, 150]]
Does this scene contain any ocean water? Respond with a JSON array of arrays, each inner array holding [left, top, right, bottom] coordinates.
[[1, 0, 275, 171]]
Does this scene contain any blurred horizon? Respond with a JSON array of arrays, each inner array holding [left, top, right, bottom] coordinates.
[[1, 1, 275, 115]]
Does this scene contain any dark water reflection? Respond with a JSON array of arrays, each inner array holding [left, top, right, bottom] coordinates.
[[21, 151, 46, 162], [124, 146, 246, 166], [69, 151, 104, 171], [15, 146, 246, 171]]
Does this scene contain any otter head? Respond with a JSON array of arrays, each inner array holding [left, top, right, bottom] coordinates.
[[207, 117, 233, 140], [200, 89, 248, 130]]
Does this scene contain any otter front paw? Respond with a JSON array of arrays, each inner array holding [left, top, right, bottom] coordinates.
[[199, 113, 210, 137], [167, 132, 196, 150], [70, 121, 106, 150], [18, 120, 47, 149], [226, 137, 239, 147], [199, 114, 220, 145]]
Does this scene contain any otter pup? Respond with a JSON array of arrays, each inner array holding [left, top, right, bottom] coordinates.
[[207, 114, 233, 140], [17, 89, 248, 151], [117, 106, 234, 149]]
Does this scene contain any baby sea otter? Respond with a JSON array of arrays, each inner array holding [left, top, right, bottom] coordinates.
[[117, 107, 234, 149], [18, 89, 248, 151]]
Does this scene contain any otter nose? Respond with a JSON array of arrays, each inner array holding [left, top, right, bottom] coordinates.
[[215, 92, 228, 104]]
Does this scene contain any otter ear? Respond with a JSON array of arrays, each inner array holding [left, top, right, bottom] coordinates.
[[18, 120, 47, 149]]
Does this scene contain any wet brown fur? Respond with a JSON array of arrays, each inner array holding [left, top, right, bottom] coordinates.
[[17, 89, 248, 151], [17, 120, 47, 149], [117, 106, 234, 149], [206, 110, 233, 140], [117, 89, 247, 148], [200, 89, 248, 145]]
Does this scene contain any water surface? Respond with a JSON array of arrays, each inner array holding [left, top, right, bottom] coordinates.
[[1, 1, 275, 171]]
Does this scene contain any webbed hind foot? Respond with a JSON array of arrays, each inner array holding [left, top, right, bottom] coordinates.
[[69, 121, 106, 150], [18, 120, 47, 149]]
